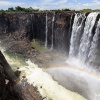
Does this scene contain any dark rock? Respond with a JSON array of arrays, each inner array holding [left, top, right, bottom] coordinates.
[[0, 12, 74, 55]]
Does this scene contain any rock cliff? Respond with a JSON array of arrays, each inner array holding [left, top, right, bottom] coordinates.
[[0, 12, 73, 54]]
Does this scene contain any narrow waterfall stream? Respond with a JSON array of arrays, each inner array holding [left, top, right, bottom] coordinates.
[[51, 13, 55, 50], [45, 13, 48, 48]]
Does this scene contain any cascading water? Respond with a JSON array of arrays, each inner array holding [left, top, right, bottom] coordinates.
[[51, 13, 55, 50], [88, 19, 100, 67], [45, 66, 100, 100], [68, 12, 99, 67], [68, 14, 73, 36], [1, 11, 100, 100], [78, 12, 99, 63], [0, 49, 86, 100], [46, 13, 100, 100], [45, 13, 48, 47], [69, 13, 86, 57]]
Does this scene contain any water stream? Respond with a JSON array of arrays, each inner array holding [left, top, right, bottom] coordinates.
[[51, 13, 55, 50], [45, 13, 48, 48]]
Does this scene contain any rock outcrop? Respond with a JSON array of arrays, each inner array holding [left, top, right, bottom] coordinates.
[[0, 12, 74, 54], [0, 50, 43, 100]]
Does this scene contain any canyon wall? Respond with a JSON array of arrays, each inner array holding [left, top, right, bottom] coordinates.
[[0, 12, 73, 54]]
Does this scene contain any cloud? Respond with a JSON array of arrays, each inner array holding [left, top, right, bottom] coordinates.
[[29, 0, 68, 10], [73, 0, 78, 3], [0, 1, 24, 7], [28, 0, 100, 10], [92, 0, 100, 5], [83, 3, 91, 7], [0, 0, 99, 10], [19, 0, 100, 10]]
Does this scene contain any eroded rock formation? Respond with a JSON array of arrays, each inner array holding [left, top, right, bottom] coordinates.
[[0, 50, 42, 100], [0, 12, 73, 54]]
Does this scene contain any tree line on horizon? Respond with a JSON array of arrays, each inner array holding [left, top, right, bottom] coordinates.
[[0, 6, 100, 13], [0, 6, 72, 13]]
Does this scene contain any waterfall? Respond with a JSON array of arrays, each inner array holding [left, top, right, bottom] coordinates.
[[88, 19, 100, 67], [51, 13, 55, 50], [68, 12, 100, 70], [45, 13, 48, 47], [68, 14, 73, 35], [78, 12, 99, 63], [2, 50, 86, 100], [67, 15, 100, 99], [69, 13, 86, 57]]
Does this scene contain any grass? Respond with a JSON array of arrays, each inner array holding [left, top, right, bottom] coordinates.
[[31, 41, 49, 53]]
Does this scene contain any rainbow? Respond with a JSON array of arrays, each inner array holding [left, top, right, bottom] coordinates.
[[43, 65, 100, 100], [43, 65, 100, 80]]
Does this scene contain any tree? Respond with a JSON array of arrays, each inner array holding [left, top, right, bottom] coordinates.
[[15, 6, 24, 11], [8, 7, 14, 12], [62, 8, 71, 11]]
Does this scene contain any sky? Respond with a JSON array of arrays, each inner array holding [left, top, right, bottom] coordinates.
[[0, 0, 100, 10]]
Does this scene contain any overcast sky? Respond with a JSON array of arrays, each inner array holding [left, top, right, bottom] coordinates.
[[0, 0, 100, 10]]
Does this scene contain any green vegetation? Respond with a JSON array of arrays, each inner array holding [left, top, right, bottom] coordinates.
[[78, 9, 100, 12], [31, 41, 49, 53], [78, 9, 92, 12], [49, 8, 72, 13], [0, 6, 39, 13], [0, 6, 72, 13], [0, 6, 99, 13]]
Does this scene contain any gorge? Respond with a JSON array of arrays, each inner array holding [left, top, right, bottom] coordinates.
[[0, 11, 100, 100]]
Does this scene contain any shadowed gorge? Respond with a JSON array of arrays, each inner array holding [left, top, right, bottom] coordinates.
[[0, 11, 100, 100]]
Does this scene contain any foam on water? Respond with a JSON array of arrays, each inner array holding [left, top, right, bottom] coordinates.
[[1, 50, 86, 100], [67, 12, 100, 76], [66, 57, 100, 77], [18, 60, 86, 100], [44, 66, 100, 100]]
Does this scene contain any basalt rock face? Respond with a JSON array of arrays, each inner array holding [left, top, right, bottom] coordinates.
[[53, 13, 74, 52], [44, 12, 74, 52], [0, 12, 73, 54]]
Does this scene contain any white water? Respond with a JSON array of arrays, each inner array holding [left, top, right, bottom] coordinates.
[[21, 61, 86, 100], [66, 13, 100, 100], [78, 12, 99, 62], [51, 13, 55, 50], [69, 13, 86, 57], [1, 50, 86, 100], [88, 19, 100, 66], [45, 13, 48, 48], [0, 12, 100, 100], [68, 14, 73, 35], [45, 66, 100, 100], [68, 12, 100, 69]]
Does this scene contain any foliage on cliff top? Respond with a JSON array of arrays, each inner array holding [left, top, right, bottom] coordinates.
[[0, 6, 72, 13], [0, 6, 39, 13], [0, 6, 100, 14], [77, 9, 100, 12]]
